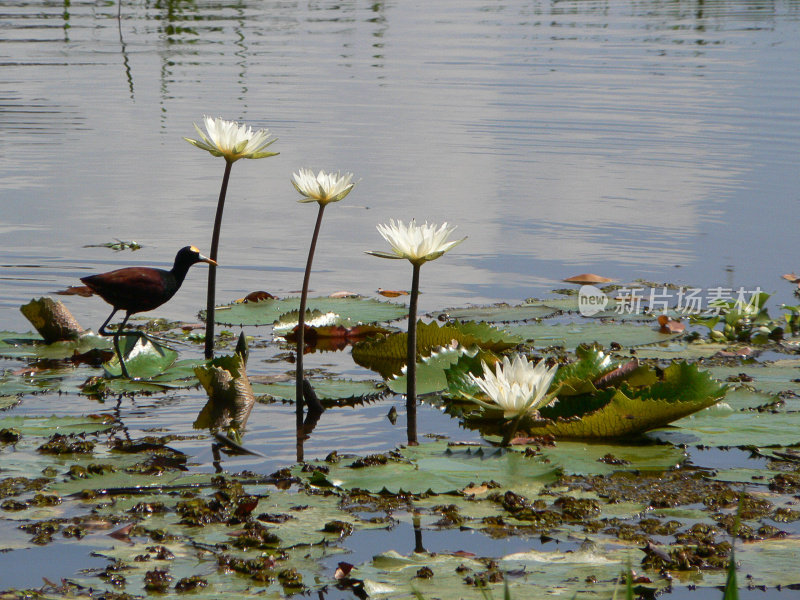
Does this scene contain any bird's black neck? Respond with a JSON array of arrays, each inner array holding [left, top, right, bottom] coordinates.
[[171, 255, 195, 286]]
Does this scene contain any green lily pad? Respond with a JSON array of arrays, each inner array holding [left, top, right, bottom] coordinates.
[[214, 296, 408, 327], [648, 388, 800, 448], [706, 360, 800, 396], [48, 470, 224, 499], [272, 309, 393, 338], [357, 544, 634, 600], [252, 378, 386, 405], [102, 336, 179, 379], [0, 330, 111, 360], [352, 321, 521, 378], [444, 358, 727, 439], [0, 414, 116, 437], [297, 440, 558, 494], [508, 321, 680, 349], [387, 346, 499, 396], [538, 440, 688, 475], [432, 302, 560, 323], [631, 341, 734, 360]]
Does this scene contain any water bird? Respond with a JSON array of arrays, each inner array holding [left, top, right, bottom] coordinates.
[[81, 246, 216, 378]]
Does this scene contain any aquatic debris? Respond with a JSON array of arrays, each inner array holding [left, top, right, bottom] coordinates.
[[20, 297, 84, 342]]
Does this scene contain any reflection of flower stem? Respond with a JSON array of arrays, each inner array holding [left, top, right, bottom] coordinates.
[[501, 413, 524, 447], [204, 160, 233, 359], [296, 202, 326, 428], [412, 510, 426, 553], [406, 262, 421, 445], [117, 0, 134, 98]]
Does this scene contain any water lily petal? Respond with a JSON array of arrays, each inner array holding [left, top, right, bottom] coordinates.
[[185, 116, 277, 162]]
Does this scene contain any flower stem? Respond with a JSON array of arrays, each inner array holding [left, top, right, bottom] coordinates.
[[406, 262, 421, 445], [296, 203, 326, 428], [204, 160, 233, 359]]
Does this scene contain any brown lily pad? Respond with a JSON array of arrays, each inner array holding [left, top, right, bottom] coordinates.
[[562, 273, 614, 285]]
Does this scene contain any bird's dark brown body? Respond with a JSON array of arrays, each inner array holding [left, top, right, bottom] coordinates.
[[82, 267, 182, 314], [81, 246, 215, 378]]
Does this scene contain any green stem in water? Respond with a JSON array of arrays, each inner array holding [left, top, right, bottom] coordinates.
[[406, 262, 421, 445], [204, 160, 233, 359], [296, 202, 326, 429]]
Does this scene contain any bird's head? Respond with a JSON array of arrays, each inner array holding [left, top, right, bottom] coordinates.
[[178, 246, 217, 267]]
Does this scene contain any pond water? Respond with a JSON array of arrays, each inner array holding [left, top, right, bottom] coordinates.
[[2, 0, 800, 595]]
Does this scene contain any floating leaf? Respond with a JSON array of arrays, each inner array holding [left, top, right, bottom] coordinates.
[[509, 320, 680, 349], [273, 309, 340, 335], [214, 296, 408, 326], [649, 388, 800, 448], [562, 273, 614, 284], [434, 302, 560, 323], [533, 362, 726, 438], [631, 341, 733, 361], [388, 346, 499, 396], [352, 321, 521, 378], [297, 440, 558, 494], [253, 378, 385, 406], [539, 440, 687, 475], [446, 359, 727, 439], [83, 239, 141, 251], [551, 345, 618, 396], [0, 414, 116, 438], [658, 314, 686, 334], [240, 290, 276, 302], [377, 288, 409, 298], [0, 330, 112, 361], [103, 336, 178, 379], [706, 360, 800, 396], [274, 309, 393, 348]]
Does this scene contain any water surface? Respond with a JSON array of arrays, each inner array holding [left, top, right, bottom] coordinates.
[[1, 2, 799, 591]]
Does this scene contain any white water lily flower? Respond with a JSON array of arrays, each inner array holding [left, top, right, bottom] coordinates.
[[185, 116, 277, 162], [366, 219, 466, 265], [469, 354, 558, 419], [292, 168, 355, 205]]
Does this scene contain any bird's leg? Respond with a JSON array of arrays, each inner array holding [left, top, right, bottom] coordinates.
[[97, 309, 132, 379], [97, 309, 119, 337], [98, 309, 145, 342], [140, 331, 181, 350], [99, 309, 179, 354], [113, 313, 133, 379]]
